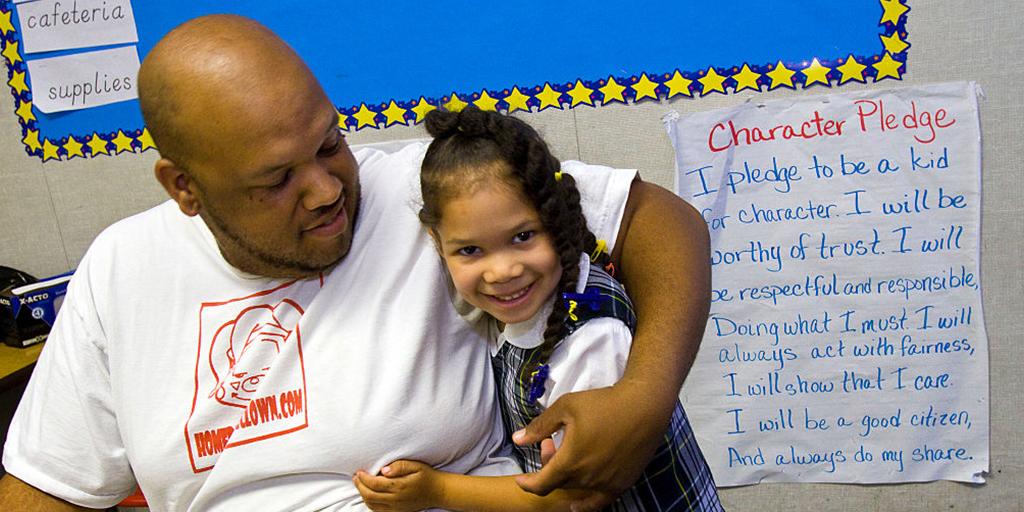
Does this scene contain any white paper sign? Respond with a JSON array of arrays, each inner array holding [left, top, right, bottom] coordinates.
[[665, 82, 988, 486], [16, 0, 138, 54], [27, 46, 139, 113]]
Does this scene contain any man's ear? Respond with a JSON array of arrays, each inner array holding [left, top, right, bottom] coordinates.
[[154, 158, 201, 217]]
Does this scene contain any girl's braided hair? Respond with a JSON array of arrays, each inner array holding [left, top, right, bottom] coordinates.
[[419, 106, 609, 381]]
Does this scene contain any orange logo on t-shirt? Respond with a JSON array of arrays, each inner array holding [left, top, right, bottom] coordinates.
[[184, 278, 320, 473], [208, 300, 302, 409]]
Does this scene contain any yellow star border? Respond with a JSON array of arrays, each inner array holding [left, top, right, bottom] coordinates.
[[87, 133, 110, 156], [63, 136, 85, 159], [0, 9, 15, 37], [41, 138, 60, 162], [111, 130, 136, 154], [3, 0, 910, 160], [381, 100, 408, 127], [474, 90, 500, 112]]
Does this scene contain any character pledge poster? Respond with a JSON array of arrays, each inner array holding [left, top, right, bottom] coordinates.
[[665, 82, 988, 486]]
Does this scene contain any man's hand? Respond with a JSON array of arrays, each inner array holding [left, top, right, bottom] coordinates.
[[354, 460, 442, 512], [513, 381, 669, 510]]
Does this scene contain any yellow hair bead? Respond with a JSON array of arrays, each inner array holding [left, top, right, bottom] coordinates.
[[554, 171, 563, 182]]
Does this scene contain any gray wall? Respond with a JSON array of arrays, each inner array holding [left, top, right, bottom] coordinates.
[[1, 1, 1021, 510]]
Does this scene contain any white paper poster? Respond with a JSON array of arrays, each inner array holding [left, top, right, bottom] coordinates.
[[665, 82, 988, 486], [16, 0, 138, 54], [26, 45, 139, 113]]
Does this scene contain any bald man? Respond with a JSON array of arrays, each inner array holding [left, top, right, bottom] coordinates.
[[0, 15, 711, 511]]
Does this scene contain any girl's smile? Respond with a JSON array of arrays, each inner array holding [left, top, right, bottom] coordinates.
[[434, 181, 562, 326]]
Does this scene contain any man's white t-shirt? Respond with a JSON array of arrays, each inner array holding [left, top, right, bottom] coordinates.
[[2, 142, 635, 511]]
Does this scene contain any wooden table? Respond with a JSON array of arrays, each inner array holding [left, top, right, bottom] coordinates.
[[0, 342, 43, 390]]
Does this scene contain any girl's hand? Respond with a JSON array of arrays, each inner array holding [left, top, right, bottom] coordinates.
[[354, 460, 443, 512], [539, 437, 557, 466]]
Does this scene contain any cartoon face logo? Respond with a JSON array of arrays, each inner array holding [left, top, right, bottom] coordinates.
[[207, 299, 303, 409], [187, 280, 316, 474]]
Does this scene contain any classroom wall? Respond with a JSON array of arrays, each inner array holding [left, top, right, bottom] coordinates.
[[0, 1, 1021, 510]]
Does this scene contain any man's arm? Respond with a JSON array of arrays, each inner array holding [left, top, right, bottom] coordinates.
[[613, 179, 711, 416], [514, 179, 711, 507], [0, 475, 100, 511]]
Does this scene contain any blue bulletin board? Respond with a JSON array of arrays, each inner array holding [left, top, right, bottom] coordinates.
[[0, 0, 910, 161]]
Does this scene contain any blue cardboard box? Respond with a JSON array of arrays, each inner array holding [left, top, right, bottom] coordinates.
[[0, 271, 73, 347]]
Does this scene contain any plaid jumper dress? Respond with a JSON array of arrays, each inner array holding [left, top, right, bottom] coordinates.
[[491, 263, 724, 511]]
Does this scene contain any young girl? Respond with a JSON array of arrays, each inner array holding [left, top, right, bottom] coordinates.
[[354, 106, 722, 512]]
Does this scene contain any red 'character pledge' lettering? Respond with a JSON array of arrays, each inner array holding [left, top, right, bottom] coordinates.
[[854, 99, 956, 143], [708, 110, 846, 152]]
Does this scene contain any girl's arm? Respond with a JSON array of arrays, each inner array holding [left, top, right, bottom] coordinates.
[[354, 460, 606, 512]]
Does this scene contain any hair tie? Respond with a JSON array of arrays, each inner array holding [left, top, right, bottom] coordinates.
[[591, 239, 607, 261], [554, 171, 563, 182]]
